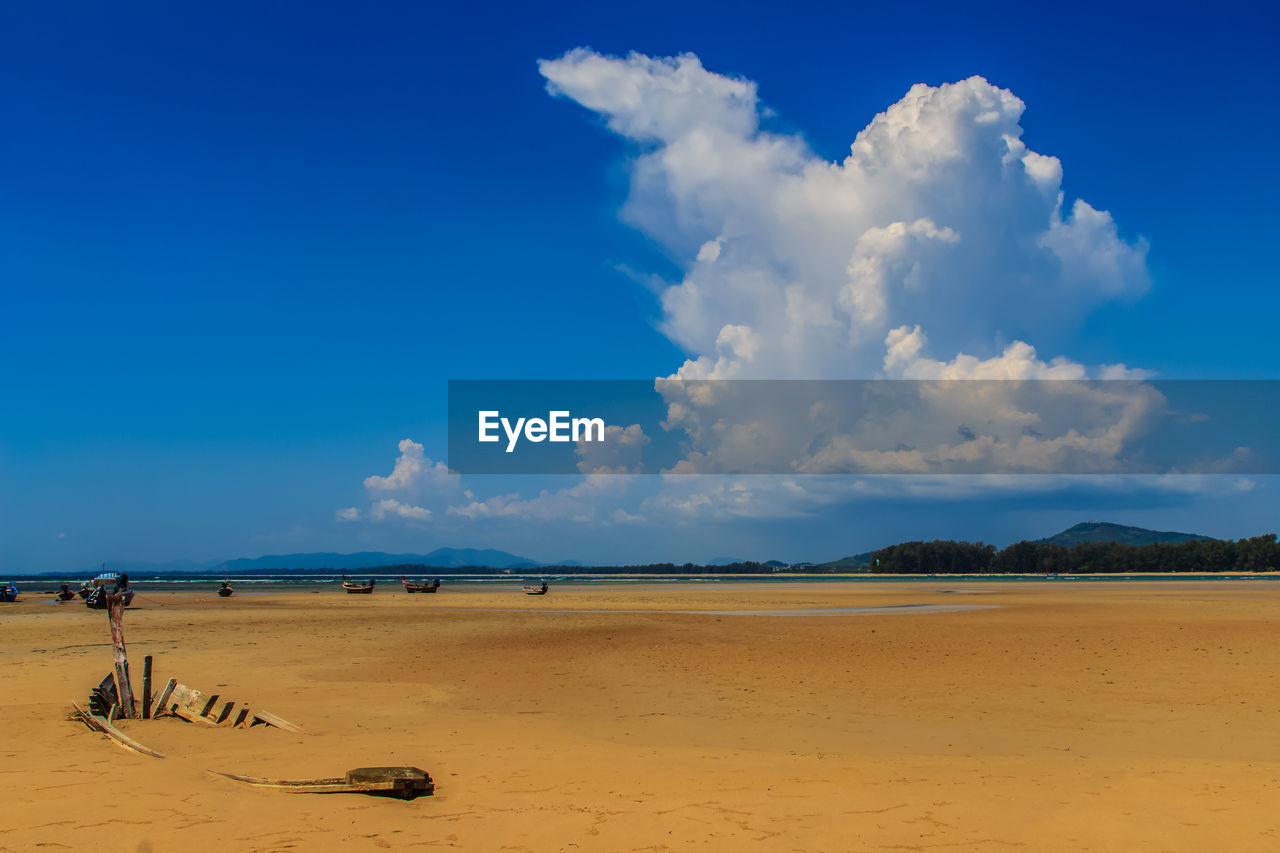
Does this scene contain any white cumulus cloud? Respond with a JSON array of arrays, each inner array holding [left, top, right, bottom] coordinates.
[[540, 51, 1150, 381], [363, 438, 454, 493], [341, 53, 1178, 535], [369, 498, 432, 522], [340, 439, 462, 524]]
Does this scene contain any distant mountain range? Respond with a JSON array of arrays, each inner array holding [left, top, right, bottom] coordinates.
[[212, 548, 547, 572], [69, 521, 1216, 578], [1035, 522, 1213, 548], [82, 547, 549, 576]]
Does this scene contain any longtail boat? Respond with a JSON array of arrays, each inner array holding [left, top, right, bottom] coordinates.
[[401, 577, 440, 593], [522, 582, 549, 595], [341, 576, 376, 594]]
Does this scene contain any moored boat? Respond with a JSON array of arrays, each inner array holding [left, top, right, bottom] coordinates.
[[522, 581, 549, 595], [342, 576, 376, 594], [85, 570, 134, 608], [401, 577, 440, 593]]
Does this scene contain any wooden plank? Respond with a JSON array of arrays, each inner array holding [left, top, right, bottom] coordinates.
[[106, 596, 136, 718], [251, 710, 306, 734], [199, 694, 221, 718], [152, 678, 177, 717], [232, 707, 250, 728], [168, 684, 204, 715], [170, 706, 220, 727], [70, 702, 165, 759], [90, 672, 119, 717], [214, 701, 236, 725], [141, 655, 153, 719], [96, 672, 118, 701]]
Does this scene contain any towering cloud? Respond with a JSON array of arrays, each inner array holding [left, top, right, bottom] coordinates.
[[539, 50, 1150, 380], [342, 53, 1180, 533]]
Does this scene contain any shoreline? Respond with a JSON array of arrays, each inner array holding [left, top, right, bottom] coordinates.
[[9, 569, 1280, 589]]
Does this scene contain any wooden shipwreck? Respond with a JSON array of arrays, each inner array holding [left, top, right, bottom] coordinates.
[[69, 589, 433, 800], [71, 592, 303, 759]]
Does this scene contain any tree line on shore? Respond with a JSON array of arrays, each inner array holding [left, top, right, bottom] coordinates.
[[348, 535, 1280, 575], [867, 535, 1279, 574]]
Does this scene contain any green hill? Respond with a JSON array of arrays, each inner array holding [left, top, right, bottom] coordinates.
[[819, 551, 875, 571], [1036, 522, 1213, 548]]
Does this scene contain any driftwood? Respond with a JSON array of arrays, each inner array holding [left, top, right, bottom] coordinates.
[[106, 596, 137, 718], [71, 701, 165, 759], [210, 766, 433, 799]]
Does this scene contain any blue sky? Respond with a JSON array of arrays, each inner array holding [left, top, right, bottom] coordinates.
[[2, 1, 1277, 571]]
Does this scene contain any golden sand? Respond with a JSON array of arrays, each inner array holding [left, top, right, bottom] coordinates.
[[3, 581, 1279, 851]]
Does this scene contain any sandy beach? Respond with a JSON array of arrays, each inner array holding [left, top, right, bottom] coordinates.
[[3, 580, 1279, 851]]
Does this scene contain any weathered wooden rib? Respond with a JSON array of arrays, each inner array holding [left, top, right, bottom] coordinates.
[[251, 710, 305, 733], [209, 766, 433, 799], [149, 680, 303, 731], [172, 707, 221, 726], [152, 678, 178, 717], [199, 693, 221, 718], [89, 673, 119, 718], [71, 701, 165, 759], [161, 683, 218, 726]]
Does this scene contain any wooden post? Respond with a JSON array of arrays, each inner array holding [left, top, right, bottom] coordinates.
[[106, 595, 137, 718], [141, 655, 153, 719]]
